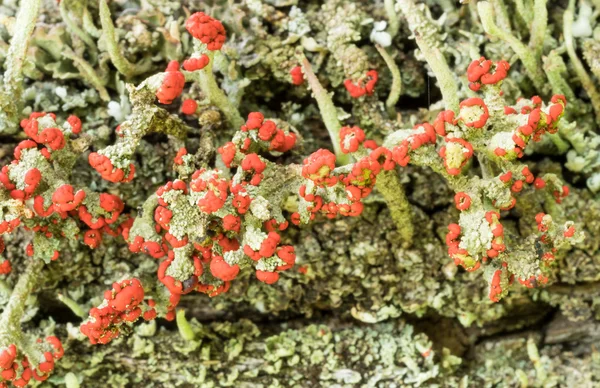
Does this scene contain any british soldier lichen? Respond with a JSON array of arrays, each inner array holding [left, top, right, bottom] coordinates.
[[0, 0, 600, 386]]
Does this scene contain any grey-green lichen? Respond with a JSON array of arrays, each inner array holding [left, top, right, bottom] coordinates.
[[1, 0, 600, 386]]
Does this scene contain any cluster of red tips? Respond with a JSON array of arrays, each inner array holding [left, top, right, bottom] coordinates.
[[185, 12, 226, 51], [158, 252, 204, 302], [445, 223, 477, 271], [0, 336, 64, 386], [4, 167, 42, 201], [182, 55, 210, 72], [518, 274, 549, 289], [467, 57, 510, 91], [20, 112, 72, 152], [290, 66, 304, 85], [231, 184, 251, 214], [0, 238, 9, 275], [240, 113, 296, 153], [508, 94, 568, 158], [485, 211, 506, 259], [433, 110, 456, 137], [534, 213, 560, 263], [0, 218, 20, 236], [553, 185, 569, 204], [243, 239, 295, 284], [191, 169, 230, 213], [156, 61, 185, 105], [52, 185, 85, 212], [80, 279, 155, 345], [217, 142, 236, 168], [488, 269, 504, 302], [301, 149, 337, 186], [174, 147, 187, 165], [389, 124, 436, 167], [340, 126, 366, 154], [564, 225, 576, 238], [88, 152, 135, 183], [344, 70, 378, 98]]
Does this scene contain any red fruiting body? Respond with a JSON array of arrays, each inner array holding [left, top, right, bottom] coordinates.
[[241, 154, 267, 185], [439, 138, 473, 175], [433, 110, 456, 136], [454, 192, 471, 211], [290, 66, 304, 85], [534, 177, 546, 189], [182, 55, 210, 71], [66, 115, 82, 134], [222, 214, 241, 232], [181, 99, 198, 115], [174, 147, 187, 165], [467, 57, 509, 91], [339, 126, 366, 154], [89, 152, 135, 183], [564, 226, 575, 238], [156, 61, 185, 104], [256, 270, 279, 284], [210, 256, 239, 281], [344, 70, 378, 98], [52, 185, 85, 212], [459, 98, 489, 128], [185, 12, 226, 50], [218, 142, 236, 167], [239, 113, 296, 153], [488, 270, 503, 302], [83, 230, 102, 248], [81, 279, 152, 345], [302, 149, 336, 186]]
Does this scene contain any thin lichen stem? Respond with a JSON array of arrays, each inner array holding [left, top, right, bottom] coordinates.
[[376, 45, 402, 119], [0, 0, 41, 134], [490, 0, 511, 32], [196, 51, 244, 130], [384, 0, 400, 38], [352, 147, 414, 246], [0, 259, 44, 344], [477, 1, 546, 92], [301, 57, 349, 165], [60, 0, 97, 57], [564, 0, 600, 124], [375, 171, 414, 247], [58, 293, 86, 318], [83, 7, 102, 38], [62, 47, 110, 101], [543, 50, 577, 103], [176, 310, 196, 341], [397, 0, 459, 112], [514, 0, 533, 25], [529, 0, 548, 62], [99, 0, 151, 78]]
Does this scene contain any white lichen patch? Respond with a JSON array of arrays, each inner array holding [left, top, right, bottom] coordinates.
[[488, 132, 516, 153], [255, 256, 279, 272], [224, 248, 245, 266], [8, 149, 49, 190], [165, 248, 195, 281], [445, 141, 467, 170], [250, 195, 271, 221], [244, 225, 267, 251], [458, 210, 493, 257]]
